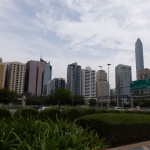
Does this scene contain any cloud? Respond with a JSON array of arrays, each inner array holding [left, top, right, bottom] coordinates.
[[0, 0, 150, 88]]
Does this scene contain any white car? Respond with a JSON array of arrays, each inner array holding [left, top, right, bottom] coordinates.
[[38, 107, 50, 111]]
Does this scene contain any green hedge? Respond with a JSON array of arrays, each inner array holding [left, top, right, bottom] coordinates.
[[40, 108, 62, 121], [13, 107, 39, 120], [0, 108, 12, 120], [76, 113, 150, 146], [62, 107, 80, 122], [80, 108, 97, 116]]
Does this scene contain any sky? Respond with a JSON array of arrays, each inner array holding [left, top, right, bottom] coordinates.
[[0, 0, 150, 89]]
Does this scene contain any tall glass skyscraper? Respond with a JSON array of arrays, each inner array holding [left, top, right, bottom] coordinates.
[[135, 38, 144, 79], [67, 63, 82, 95]]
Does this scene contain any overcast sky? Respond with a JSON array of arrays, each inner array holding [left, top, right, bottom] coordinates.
[[1, 0, 150, 88]]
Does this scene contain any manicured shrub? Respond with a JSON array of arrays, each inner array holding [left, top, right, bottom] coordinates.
[[131, 110, 142, 114], [76, 113, 150, 147], [80, 108, 97, 116], [0, 108, 11, 120], [97, 109, 108, 113], [122, 110, 132, 113], [107, 109, 120, 113], [40, 108, 62, 121], [0, 119, 107, 149], [13, 107, 39, 120], [62, 107, 80, 122]]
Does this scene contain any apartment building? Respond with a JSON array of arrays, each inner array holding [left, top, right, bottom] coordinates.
[[7, 62, 26, 94], [82, 67, 96, 103]]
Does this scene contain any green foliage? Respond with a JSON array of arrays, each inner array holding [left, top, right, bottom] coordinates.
[[40, 108, 62, 121], [54, 88, 73, 105], [0, 108, 12, 120], [0, 119, 107, 150], [43, 95, 57, 105], [73, 95, 84, 105], [76, 113, 150, 146], [26, 95, 44, 105], [14, 107, 39, 120], [80, 108, 97, 116], [0, 88, 18, 104], [97, 109, 108, 113], [89, 99, 97, 106], [107, 109, 120, 113], [62, 107, 80, 122]]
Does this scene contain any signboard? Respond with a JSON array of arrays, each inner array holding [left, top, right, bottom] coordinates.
[[130, 79, 150, 91]]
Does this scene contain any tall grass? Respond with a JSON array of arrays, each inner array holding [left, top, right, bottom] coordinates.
[[0, 118, 107, 150]]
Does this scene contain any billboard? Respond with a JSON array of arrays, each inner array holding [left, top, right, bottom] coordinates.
[[130, 79, 150, 91]]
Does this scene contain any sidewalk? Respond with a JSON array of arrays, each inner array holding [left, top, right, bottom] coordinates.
[[108, 141, 150, 150]]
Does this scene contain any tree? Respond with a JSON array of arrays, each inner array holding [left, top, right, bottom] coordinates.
[[54, 88, 72, 105], [73, 95, 84, 106], [0, 88, 18, 104], [89, 99, 96, 106]]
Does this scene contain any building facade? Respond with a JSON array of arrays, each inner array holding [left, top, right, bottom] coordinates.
[[50, 78, 66, 95], [115, 64, 132, 96], [41, 59, 52, 96], [135, 38, 144, 79], [25, 60, 45, 96], [7, 62, 26, 94], [25, 59, 52, 96], [82, 67, 96, 102], [137, 68, 150, 80], [0, 61, 6, 88], [67, 63, 82, 95], [96, 70, 109, 100]]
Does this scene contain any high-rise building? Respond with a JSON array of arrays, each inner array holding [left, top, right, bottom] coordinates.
[[41, 59, 52, 96], [137, 68, 150, 80], [7, 62, 26, 94], [67, 63, 82, 95], [82, 67, 96, 102], [135, 38, 144, 79], [50, 78, 66, 95], [0, 61, 6, 89], [96, 70, 109, 99], [115, 64, 132, 96], [25, 60, 52, 96]]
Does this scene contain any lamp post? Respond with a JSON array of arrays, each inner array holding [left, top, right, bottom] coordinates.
[[107, 64, 111, 107]]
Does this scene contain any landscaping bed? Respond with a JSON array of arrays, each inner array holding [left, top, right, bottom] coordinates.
[[76, 113, 150, 147]]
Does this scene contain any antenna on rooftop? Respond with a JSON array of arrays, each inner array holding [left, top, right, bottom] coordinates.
[[40, 50, 43, 59]]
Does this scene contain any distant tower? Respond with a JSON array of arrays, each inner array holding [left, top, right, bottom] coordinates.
[[135, 38, 144, 79], [115, 64, 132, 96], [67, 63, 82, 95]]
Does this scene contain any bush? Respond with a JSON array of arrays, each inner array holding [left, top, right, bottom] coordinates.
[[0, 119, 107, 149], [107, 109, 120, 113], [13, 107, 39, 120], [0, 108, 12, 120], [80, 108, 97, 116], [62, 107, 80, 122], [76, 113, 150, 147], [97, 109, 108, 113], [40, 108, 62, 121]]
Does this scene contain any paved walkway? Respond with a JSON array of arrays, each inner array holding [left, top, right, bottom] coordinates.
[[108, 141, 150, 150]]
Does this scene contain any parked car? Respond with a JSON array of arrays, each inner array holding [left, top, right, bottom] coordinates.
[[38, 107, 50, 111]]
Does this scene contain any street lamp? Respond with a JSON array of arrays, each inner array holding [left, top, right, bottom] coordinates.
[[107, 64, 111, 107]]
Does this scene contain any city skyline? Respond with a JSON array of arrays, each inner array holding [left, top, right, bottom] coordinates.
[[1, 0, 150, 88]]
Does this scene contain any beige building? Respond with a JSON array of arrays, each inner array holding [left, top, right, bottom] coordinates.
[[0, 62, 6, 88], [96, 70, 109, 101], [137, 68, 150, 80], [7, 62, 26, 94]]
